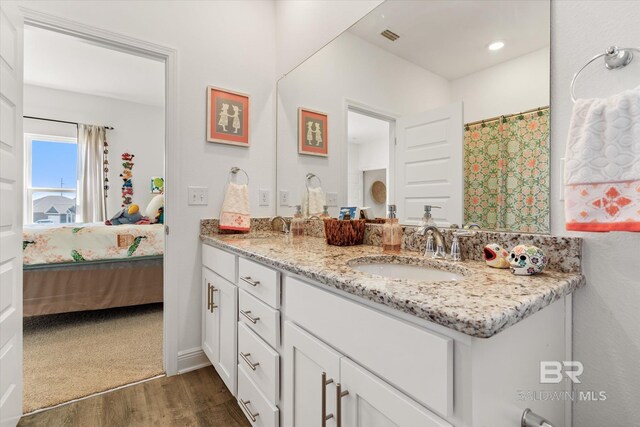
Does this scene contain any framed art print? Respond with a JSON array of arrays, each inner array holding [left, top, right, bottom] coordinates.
[[298, 107, 328, 157], [207, 86, 250, 146]]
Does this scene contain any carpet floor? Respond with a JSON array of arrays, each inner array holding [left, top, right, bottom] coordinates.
[[23, 303, 164, 413]]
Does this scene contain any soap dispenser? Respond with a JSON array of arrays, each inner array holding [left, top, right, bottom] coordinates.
[[383, 204, 402, 253], [420, 205, 439, 227], [291, 205, 305, 238], [418, 205, 439, 257]]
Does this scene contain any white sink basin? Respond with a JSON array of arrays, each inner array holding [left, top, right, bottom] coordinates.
[[353, 263, 463, 282]]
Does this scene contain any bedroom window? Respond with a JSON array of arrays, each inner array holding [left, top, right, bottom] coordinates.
[[24, 134, 79, 224]]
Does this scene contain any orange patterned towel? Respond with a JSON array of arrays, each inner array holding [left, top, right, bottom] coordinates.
[[219, 182, 251, 232], [564, 86, 640, 232]]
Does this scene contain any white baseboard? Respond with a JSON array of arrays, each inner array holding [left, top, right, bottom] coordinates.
[[177, 347, 210, 374]]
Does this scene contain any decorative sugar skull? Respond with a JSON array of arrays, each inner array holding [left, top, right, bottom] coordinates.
[[483, 243, 510, 269], [509, 245, 547, 276]]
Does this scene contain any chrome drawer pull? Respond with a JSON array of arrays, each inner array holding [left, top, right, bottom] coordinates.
[[239, 352, 260, 371], [239, 399, 259, 422], [240, 310, 260, 324], [321, 372, 334, 426], [336, 383, 349, 427], [240, 276, 260, 287]]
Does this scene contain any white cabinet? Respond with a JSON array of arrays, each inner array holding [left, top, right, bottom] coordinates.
[[284, 321, 449, 427], [202, 266, 238, 395]]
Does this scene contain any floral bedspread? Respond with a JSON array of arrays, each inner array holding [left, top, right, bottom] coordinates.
[[23, 223, 164, 265]]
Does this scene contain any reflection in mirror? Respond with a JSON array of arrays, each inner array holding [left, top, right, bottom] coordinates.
[[276, 0, 550, 233]]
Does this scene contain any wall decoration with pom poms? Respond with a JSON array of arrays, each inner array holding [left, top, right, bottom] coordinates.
[[120, 152, 135, 207], [103, 138, 110, 198]]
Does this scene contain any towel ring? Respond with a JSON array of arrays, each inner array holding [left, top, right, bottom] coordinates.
[[229, 167, 249, 185], [570, 46, 639, 102], [305, 173, 322, 190]]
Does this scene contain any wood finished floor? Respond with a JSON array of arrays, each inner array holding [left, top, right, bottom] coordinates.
[[18, 366, 251, 427]]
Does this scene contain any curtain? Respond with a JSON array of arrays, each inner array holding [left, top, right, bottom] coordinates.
[[78, 124, 106, 222], [463, 109, 550, 233]]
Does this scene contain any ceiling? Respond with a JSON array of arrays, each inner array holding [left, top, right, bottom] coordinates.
[[348, 0, 550, 80], [348, 110, 390, 145], [24, 27, 165, 106]]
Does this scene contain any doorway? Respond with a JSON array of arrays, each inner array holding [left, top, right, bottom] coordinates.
[[20, 23, 168, 414], [346, 107, 395, 218]]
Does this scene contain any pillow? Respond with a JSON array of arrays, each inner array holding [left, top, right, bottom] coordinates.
[[145, 194, 164, 223]]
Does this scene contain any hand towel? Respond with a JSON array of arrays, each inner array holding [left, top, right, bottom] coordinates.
[[304, 186, 326, 217], [564, 85, 640, 231], [219, 182, 251, 232]]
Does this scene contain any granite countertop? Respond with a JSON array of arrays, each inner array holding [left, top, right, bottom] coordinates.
[[200, 233, 585, 338]]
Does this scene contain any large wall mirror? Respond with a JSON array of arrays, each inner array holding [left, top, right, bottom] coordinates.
[[276, 0, 551, 233]]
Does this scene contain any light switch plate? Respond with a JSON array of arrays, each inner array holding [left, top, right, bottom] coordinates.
[[279, 190, 290, 206], [326, 192, 338, 207], [259, 189, 270, 206], [188, 186, 208, 205]]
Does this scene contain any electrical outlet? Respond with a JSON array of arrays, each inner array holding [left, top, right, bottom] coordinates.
[[279, 190, 290, 206], [187, 186, 208, 205], [326, 192, 338, 207], [259, 189, 270, 206]]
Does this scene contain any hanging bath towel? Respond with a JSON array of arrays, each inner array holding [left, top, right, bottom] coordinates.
[[219, 182, 251, 232], [564, 85, 640, 231]]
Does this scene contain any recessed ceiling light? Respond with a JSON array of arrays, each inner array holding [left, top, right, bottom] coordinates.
[[488, 41, 505, 51]]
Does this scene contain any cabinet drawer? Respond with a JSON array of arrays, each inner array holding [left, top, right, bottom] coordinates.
[[238, 257, 280, 308], [239, 289, 280, 349], [285, 277, 453, 417], [238, 365, 279, 427], [238, 322, 280, 404], [202, 244, 236, 283]]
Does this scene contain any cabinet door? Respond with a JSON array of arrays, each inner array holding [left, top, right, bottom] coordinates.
[[284, 321, 341, 427], [339, 358, 452, 427], [202, 267, 238, 395]]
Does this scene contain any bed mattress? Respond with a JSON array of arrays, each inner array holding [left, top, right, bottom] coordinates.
[[23, 222, 164, 266]]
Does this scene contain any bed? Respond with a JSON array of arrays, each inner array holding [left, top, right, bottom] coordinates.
[[23, 223, 164, 317]]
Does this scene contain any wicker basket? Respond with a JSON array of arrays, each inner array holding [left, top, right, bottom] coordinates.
[[323, 219, 365, 246]]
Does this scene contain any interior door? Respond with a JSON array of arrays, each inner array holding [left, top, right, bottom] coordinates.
[[284, 321, 341, 427], [339, 358, 452, 427], [394, 102, 463, 226], [0, 3, 23, 426]]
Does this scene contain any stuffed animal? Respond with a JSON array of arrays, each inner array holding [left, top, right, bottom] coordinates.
[[145, 194, 164, 224], [106, 204, 143, 225]]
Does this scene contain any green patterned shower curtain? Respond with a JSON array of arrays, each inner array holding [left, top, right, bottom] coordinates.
[[463, 108, 550, 233]]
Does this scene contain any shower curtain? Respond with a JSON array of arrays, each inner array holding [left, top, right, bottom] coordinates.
[[463, 109, 550, 233], [78, 124, 106, 222]]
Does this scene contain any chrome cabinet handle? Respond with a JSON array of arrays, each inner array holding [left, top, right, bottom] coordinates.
[[240, 276, 260, 287], [336, 383, 349, 427], [239, 352, 260, 371], [239, 399, 259, 422], [240, 310, 260, 324], [321, 372, 334, 426]]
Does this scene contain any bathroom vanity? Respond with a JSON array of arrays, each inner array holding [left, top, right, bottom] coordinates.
[[200, 231, 584, 427]]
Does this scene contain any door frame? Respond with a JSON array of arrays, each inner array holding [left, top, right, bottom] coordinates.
[[19, 8, 180, 375], [344, 99, 397, 206]]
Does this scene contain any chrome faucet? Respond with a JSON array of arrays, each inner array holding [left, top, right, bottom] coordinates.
[[415, 225, 446, 259], [271, 216, 290, 233]]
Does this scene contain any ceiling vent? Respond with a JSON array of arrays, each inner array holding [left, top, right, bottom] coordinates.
[[380, 29, 400, 42]]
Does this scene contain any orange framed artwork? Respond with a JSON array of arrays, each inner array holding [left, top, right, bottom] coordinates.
[[298, 107, 328, 157], [207, 86, 250, 146]]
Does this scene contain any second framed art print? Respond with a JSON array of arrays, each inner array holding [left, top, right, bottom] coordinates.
[[207, 86, 250, 146], [298, 107, 328, 157]]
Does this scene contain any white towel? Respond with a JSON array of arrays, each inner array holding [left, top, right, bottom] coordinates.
[[220, 182, 250, 231], [304, 187, 326, 217], [564, 85, 640, 231]]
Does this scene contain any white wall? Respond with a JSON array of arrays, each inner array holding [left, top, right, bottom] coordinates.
[[24, 85, 164, 217], [277, 31, 450, 215], [12, 0, 278, 365], [450, 47, 550, 124], [275, 0, 383, 77], [550, 2, 640, 425]]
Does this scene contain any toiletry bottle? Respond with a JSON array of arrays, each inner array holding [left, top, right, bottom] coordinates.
[[319, 205, 330, 219], [291, 205, 305, 238], [383, 204, 401, 253]]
